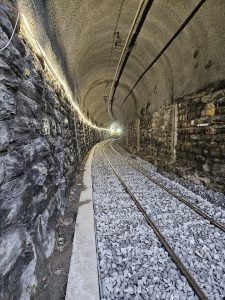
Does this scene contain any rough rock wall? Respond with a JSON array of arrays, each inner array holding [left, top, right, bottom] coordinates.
[[0, 2, 106, 299], [121, 87, 225, 194]]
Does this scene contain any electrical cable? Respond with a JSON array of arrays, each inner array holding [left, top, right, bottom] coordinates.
[[0, 12, 20, 51], [103, 0, 125, 100], [122, 0, 207, 106], [108, 0, 153, 119]]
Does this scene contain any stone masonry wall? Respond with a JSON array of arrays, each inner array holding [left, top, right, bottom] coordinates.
[[0, 2, 106, 299], [125, 119, 140, 154], [139, 105, 174, 160], [122, 88, 225, 194], [176, 90, 225, 192], [123, 105, 174, 160]]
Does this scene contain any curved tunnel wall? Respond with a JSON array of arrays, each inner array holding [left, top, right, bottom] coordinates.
[[0, 2, 106, 297], [0, 0, 225, 298], [15, 0, 225, 125]]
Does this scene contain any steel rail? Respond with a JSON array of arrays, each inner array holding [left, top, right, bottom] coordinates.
[[103, 147, 208, 300], [110, 142, 225, 234], [122, 0, 207, 106]]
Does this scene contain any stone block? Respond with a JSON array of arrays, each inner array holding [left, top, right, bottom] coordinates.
[[202, 162, 211, 173], [205, 126, 216, 134], [211, 163, 225, 177], [16, 92, 39, 117], [0, 121, 10, 151], [201, 94, 212, 103], [33, 138, 50, 159], [212, 90, 225, 101], [0, 228, 25, 276], [12, 116, 41, 136], [4, 150, 24, 182], [211, 115, 225, 124], [0, 173, 31, 227], [0, 27, 25, 78], [212, 157, 220, 163], [0, 84, 15, 120], [195, 154, 206, 163], [191, 148, 203, 155], [210, 148, 221, 158], [0, 9, 13, 37], [0, 59, 19, 89], [217, 126, 225, 134], [31, 163, 48, 189], [0, 156, 4, 184], [190, 134, 199, 141], [19, 80, 42, 102], [55, 178, 67, 215], [216, 97, 225, 107], [197, 141, 207, 148], [216, 107, 225, 115]]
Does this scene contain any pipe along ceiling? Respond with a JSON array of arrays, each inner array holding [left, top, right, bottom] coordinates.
[[15, 0, 225, 127]]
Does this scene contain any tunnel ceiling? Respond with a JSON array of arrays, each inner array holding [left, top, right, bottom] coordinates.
[[17, 0, 225, 127]]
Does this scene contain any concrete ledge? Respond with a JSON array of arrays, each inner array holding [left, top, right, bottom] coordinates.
[[66, 146, 100, 300]]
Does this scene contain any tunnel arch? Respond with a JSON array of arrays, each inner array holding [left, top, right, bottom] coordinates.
[[17, 0, 225, 126]]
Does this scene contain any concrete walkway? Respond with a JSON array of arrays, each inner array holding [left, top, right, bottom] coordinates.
[[66, 146, 100, 300]]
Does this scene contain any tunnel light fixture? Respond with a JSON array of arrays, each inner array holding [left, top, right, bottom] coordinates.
[[114, 32, 125, 52], [20, 14, 109, 131], [114, 32, 135, 52]]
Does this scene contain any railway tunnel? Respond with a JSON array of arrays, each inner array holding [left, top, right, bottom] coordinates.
[[0, 0, 225, 299]]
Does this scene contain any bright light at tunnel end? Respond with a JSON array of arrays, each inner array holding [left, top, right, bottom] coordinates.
[[109, 122, 122, 136]]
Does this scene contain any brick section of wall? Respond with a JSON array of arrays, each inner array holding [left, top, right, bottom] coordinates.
[[122, 89, 225, 194], [0, 2, 106, 299]]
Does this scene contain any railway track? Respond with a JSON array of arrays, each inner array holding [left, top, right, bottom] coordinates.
[[110, 141, 225, 234], [103, 148, 208, 300], [100, 141, 225, 299]]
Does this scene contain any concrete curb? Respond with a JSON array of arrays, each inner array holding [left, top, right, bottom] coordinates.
[[66, 146, 100, 300]]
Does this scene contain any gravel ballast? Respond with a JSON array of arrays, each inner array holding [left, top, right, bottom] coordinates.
[[92, 143, 200, 300], [113, 143, 225, 225], [108, 143, 225, 299]]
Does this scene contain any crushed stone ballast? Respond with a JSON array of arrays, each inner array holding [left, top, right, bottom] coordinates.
[[92, 141, 225, 300]]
